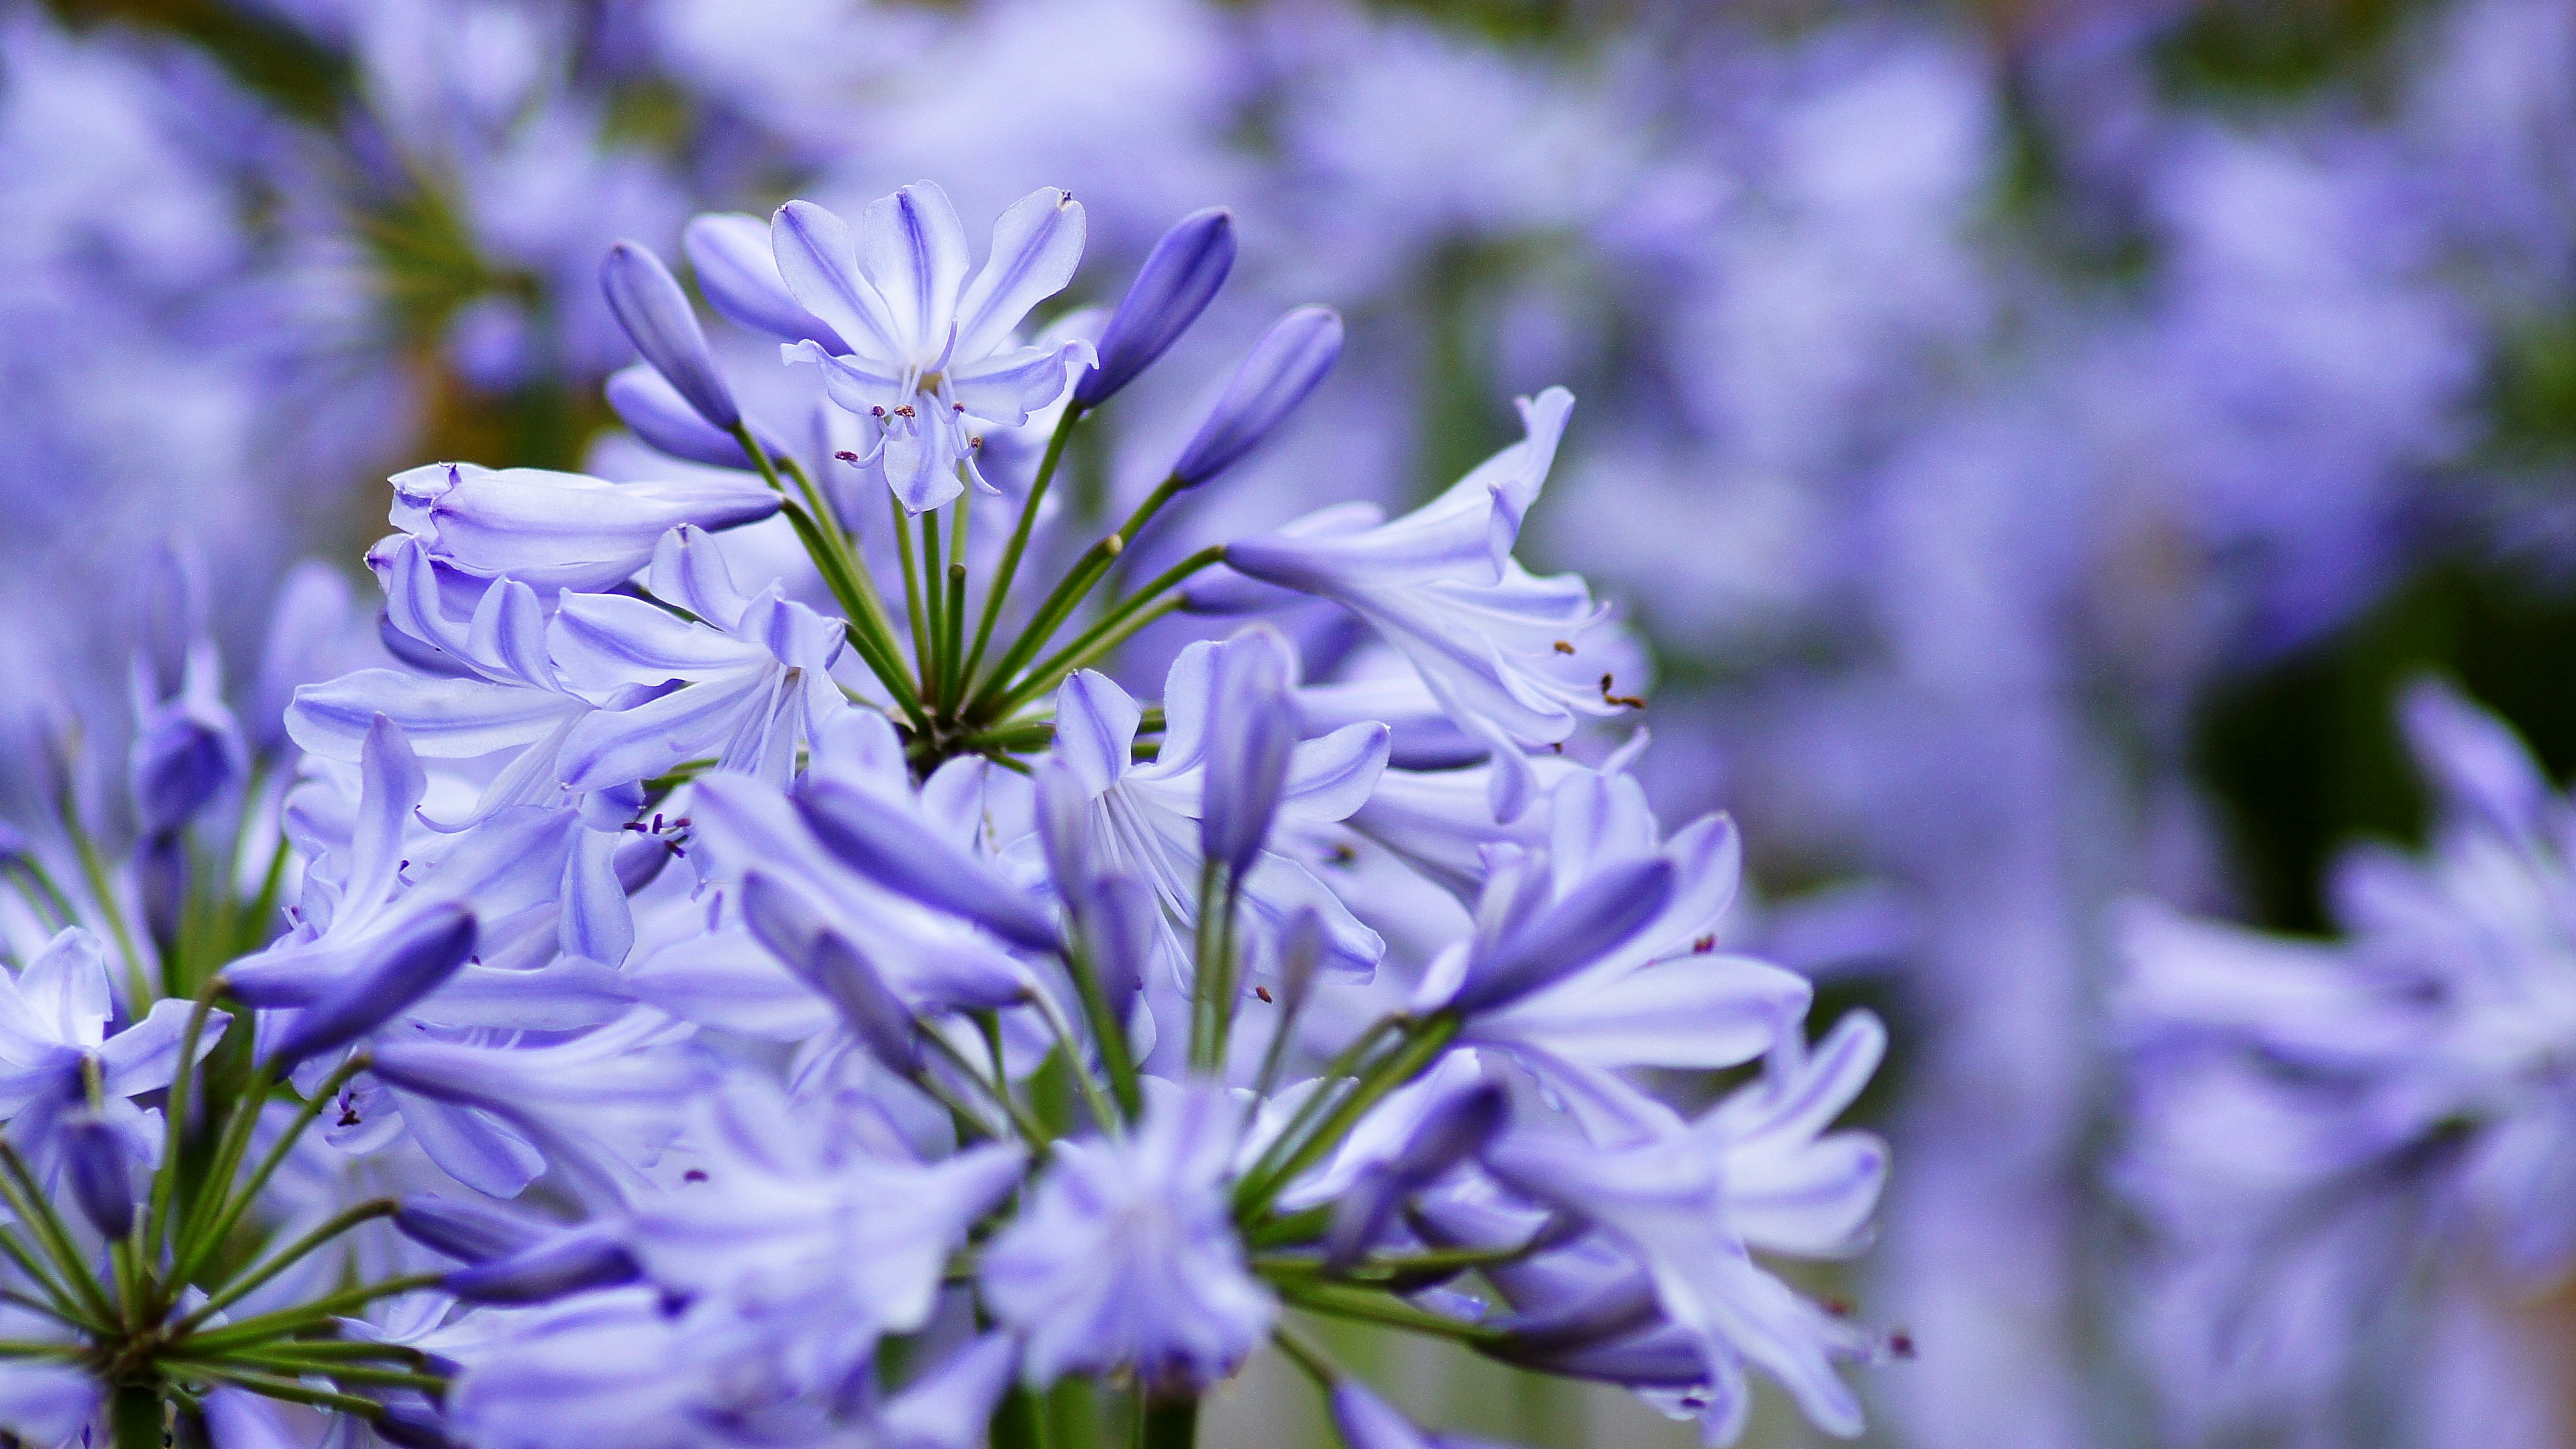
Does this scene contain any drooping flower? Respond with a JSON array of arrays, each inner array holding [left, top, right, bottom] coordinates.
[[1215, 387, 1624, 820]]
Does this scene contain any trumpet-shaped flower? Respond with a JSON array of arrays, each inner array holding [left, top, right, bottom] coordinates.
[[1216, 388, 1621, 820], [980, 1082, 1273, 1391], [773, 184, 1091, 512]]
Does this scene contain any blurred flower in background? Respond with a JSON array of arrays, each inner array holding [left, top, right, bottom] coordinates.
[[8, 0, 2576, 1445]]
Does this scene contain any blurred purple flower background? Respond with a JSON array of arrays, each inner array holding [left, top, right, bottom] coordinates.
[[9, 0, 2576, 1444]]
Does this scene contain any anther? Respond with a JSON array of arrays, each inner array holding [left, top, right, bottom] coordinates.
[[1552, 640, 1574, 654], [835, 450, 860, 463], [1254, 987, 1273, 1004], [1692, 934, 1715, 953]]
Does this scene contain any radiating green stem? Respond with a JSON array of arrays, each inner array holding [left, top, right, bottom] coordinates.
[[170, 1199, 396, 1336], [942, 497, 971, 708], [175, 1273, 445, 1355], [966, 477, 1185, 723], [890, 496, 933, 692], [174, 1056, 366, 1287], [921, 500, 949, 708], [0, 1140, 116, 1326], [70, 825, 152, 1010], [1234, 1017, 1457, 1219], [964, 406, 1083, 692], [148, 978, 227, 1267], [1277, 1281, 1505, 1345], [990, 547, 1224, 720]]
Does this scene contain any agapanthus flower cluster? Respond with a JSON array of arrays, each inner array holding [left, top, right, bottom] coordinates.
[[2118, 680, 2576, 1440], [0, 186, 1889, 1449]]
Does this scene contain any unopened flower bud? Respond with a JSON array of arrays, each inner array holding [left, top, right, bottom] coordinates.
[[1169, 307, 1342, 486], [683, 213, 847, 350], [605, 366, 786, 472], [262, 905, 478, 1071], [600, 241, 739, 431], [1075, 207, 1235, 407], [61, 1112, 133, 1238], [1198, 627, 1297, 876], [394, 1193, 549, 1264], [446, 1225, 641, 1304]]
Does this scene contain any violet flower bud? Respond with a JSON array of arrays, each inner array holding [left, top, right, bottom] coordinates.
[[739, 872, 922, 1076], [604, 366, 786, 472], [446, 1225, 641, 1304], [61, 1112, 133, 1238], [682, 212, 847, 350], [1198, 628, 1297, 877], [373, 1399, 459, 1449], [1446, 859, 1675, 1017], [1074, 207, 1235, 407], [1325, 1081, 1509, 1270], [600, 241, 739, 431], [262, 905, 478, 1071], [1170, 306, 1342, 486], [394, 1193, 549, 1263], [1078, 873, 1160, 1012], [792, 779, 1061, 952]]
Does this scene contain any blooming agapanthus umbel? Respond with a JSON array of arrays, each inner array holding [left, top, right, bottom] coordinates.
[[2116, 680, 2576, 1442], [0, 185, 1892, 1449]]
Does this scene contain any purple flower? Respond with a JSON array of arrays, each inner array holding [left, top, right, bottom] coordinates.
[[1075, 206, 1235, 407], [383, 461, 781, 594], [1217, 388, 1618, 820], [773, 184, 1091, 512], [980, 1082, 1274, 1390], [601, 239, 741, 431], [1169, 306, 1342, 486]]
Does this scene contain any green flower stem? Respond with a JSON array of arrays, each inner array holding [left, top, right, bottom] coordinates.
[[1057, 934, 1142, 1120], [1228, 1018, 1403, 1216], [735, 423, 916, 710], [932, 490, 963, 706], [170, 1199, 397, 1337], [174, 1055, 368, 1288], [1187, 859, 1226, 1075], [110, 1383, 163, 1449], [174, 1273, 447, 1356], [989, 596, 1187, 727], [963, 406, 1083, 692], [67, 822, 152, 1010], [987, 547, 1224, 721], [146, 977, 228, 1266], [237, 829, 294, 959], [943, 500, 971, 708], [1275, 1281, 1504, 1346], [1234, 1016, 1458, 1220], [168, 1057, 276, 1285], [777, 498, 928, 733], [7, 857, 83, 931], [890, 495, 934, 693], [0, 1284, 95, 1334], [966, 477, 1184, 724], [196, 1354, 445, 1393], [1023, 983, 1126, 1137], [178, 1362, 385, 1416], [0, 1139, 117, 1326], [1267, 1326, 1339, 1387], [921, 1027, 1053, 1160], [0, 1339, 78, 1358]]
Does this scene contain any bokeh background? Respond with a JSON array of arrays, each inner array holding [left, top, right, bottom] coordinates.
[[6, 0, 2575, 1444]]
